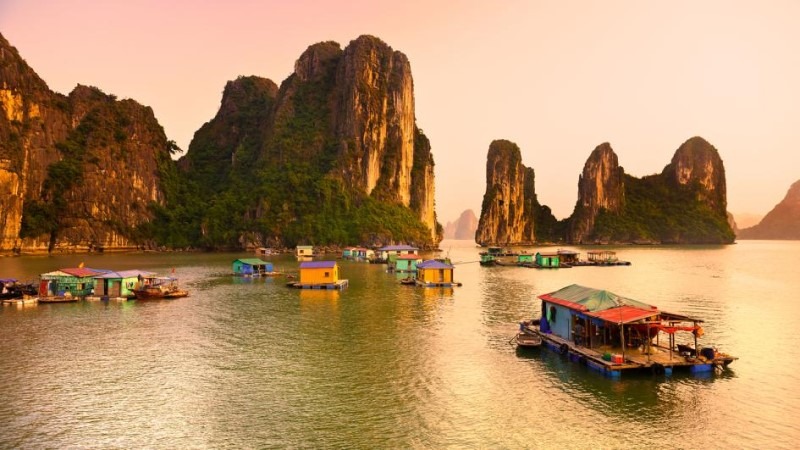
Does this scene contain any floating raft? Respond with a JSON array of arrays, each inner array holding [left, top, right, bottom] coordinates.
[[2, 297, 38, 306], [415, 280, 462, 288], [535, 327, 736, 378], [287, 280, 349, 290]]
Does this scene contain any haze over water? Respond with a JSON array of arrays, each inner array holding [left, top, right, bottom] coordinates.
[[1, 240, 799, 447]]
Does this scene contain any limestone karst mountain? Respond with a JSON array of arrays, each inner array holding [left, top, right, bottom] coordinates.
[[0, 33, 174, 253], [444, 209, 478, 240], [1, 33, 441, 253], [475, 136, 735, 245]]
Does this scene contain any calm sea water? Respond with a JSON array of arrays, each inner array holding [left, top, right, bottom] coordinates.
[[1, 240, 799, 448]]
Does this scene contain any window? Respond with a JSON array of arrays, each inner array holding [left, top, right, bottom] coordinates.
[[324, 272, 330, 277]]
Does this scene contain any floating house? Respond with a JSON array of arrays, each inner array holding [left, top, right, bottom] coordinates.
[[233, 258, 275, 276], [296, 245, 315, 260], [290, 261, 348, 289], [517, 253, 534, 265], [556, 249, 580, 265], [39, 267, 109, 298], [415, 259, 459, 287], [255, 247, 275, 256], [342, 247, 374, 261], [532, 284, 737, 377], [588, 250, 618, 264], [535, 252, 561, 268], [376, 245, 418, 262], [394, 254, 423, 273], [92, 270, 154, 299], [352, 247, 373, 261]]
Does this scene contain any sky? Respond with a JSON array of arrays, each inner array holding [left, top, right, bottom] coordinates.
[[2, 1, 798, 226]]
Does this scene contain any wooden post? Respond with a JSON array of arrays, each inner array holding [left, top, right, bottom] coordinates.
[[646, 321, 651, 362], [693, 320, 699, 357], [620, 323, 626, 360]]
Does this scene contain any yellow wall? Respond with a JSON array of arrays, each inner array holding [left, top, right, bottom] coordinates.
[[418, 268, 453, 283], [299, 266, 338, 284]]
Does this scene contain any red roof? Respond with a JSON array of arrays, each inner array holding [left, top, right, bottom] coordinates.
[[60, 267, 107, 277], [588, 305, 658, 324]]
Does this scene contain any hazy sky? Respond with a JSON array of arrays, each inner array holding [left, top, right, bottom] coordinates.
[[2, 1, 798, 224]]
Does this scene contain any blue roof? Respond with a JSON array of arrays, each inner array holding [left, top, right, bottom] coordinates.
[[299, 261, 336, 269], [379, 244, 418, 251], [417, 260, 454, 269], [0, 278, 17, 283]]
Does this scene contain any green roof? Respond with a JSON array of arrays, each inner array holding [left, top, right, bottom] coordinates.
[[539, 284, 654, 312], [234, 258, 270, 265]]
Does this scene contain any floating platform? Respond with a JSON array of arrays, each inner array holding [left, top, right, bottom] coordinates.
[[85, 295, 131, 302], [414, 280, 462, 288], [287, 280, 349, 290], [534, 326, 736, 378], [37, 296, 79, 303], [2, 297, 38, 306]]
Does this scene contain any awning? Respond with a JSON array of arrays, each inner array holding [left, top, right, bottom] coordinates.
[[587, 305, 658, 324]]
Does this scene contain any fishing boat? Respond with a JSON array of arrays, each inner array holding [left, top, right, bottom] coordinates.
[[529, 284, 737, 377], [514, 320, 543, 347], [0, 279, 37, 300], [131, 276, 189, 299]]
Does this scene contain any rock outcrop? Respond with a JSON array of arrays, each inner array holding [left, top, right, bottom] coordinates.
[[475, 140, 538, 245], [739, 180, 800, 240], [663, 136, 727, 213], [568, 143, 625, 243], [475, 136, 734, 245], [444, 209, 478, 240], [180, 35, 440, 247], [1, 33, 171, 253]]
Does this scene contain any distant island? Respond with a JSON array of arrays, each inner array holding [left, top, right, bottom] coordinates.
[[475, 137, 735, 245], [443, 210, 478, 240], [738, 180, 800, 240]]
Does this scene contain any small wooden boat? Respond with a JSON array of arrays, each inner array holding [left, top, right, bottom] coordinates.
[[514, 319, 543, 347], [515, 331, 542, 347], [399, 277, 416, 285], [131, 277, 188, 299]]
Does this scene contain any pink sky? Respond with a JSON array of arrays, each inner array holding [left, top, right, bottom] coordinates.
[[2, 1, 798, 224]]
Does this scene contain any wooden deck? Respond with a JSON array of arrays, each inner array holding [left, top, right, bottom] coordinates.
[[533, 327, 736, 377], [288, 280, 349, 290]]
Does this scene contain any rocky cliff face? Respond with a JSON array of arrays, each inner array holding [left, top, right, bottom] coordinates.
[[568, 136, 733, 244], [739, 180, 800, 240], [475, 140, 538, 245], [332, 36, 435, 238], [475, 136, 733, 245], [444, 209, 478, 240], [179, 76, 278, 189], [662, 136, 727, 214], [568, 143, 625, 243], [182, 35, 440, 247], [0, 33, 171, 253]]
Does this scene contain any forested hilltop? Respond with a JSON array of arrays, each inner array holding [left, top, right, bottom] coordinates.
[[0, 33, 441, 254]]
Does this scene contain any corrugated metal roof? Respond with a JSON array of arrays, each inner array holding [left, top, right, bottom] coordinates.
[[378, 245, 418, 251], [94, 270, 155, 279], [588, 305, 659, 324], [539, 284, 655, 312], [60, 267, 109, 277], [417, 260, 453, 269], [300, 261, 336, 269], [234, 258, 270, 265]]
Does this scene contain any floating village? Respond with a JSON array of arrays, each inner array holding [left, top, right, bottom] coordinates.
[[2, 244, 736, 378]]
